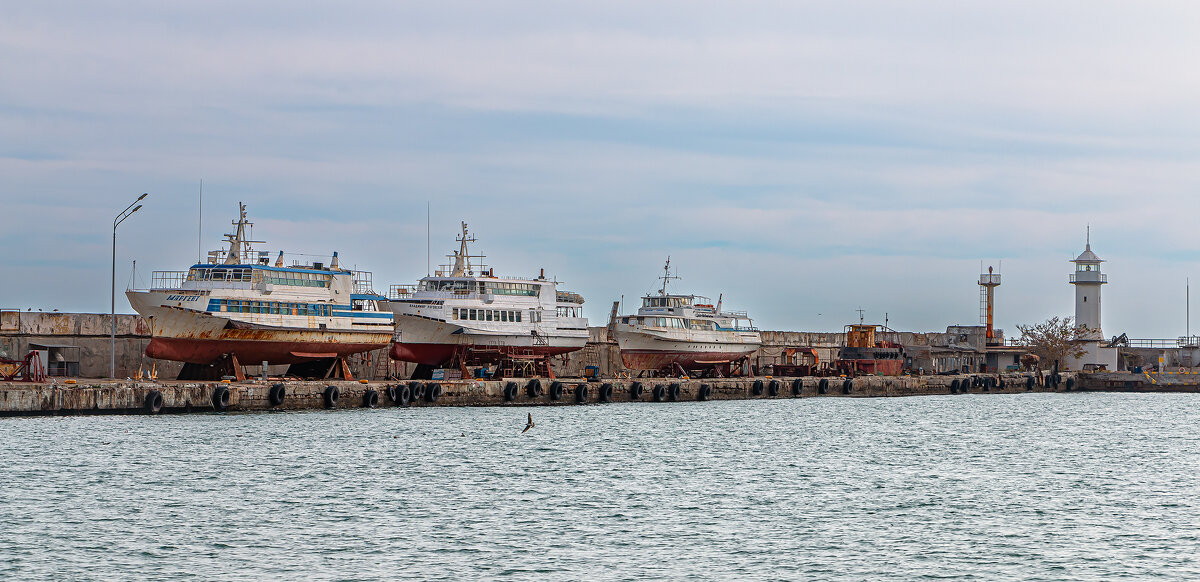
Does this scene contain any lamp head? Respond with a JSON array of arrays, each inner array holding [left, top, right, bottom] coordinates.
[[137, 192, 148, 201]]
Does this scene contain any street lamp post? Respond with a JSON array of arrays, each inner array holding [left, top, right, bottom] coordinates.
[[112, 193, 148, 378]]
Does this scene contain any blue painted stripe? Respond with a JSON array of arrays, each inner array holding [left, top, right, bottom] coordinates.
[[332, 311, 394, 319], [189, 263, 351, 275]]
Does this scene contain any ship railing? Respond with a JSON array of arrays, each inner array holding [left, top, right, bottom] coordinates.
[[353, 271, 377, 295], [722, 310, 750, 318], [388, 285, 418, 299], [149, 271, 188, 290]]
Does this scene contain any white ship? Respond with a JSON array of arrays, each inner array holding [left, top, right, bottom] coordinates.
[[611, 258, 761, 374], [382, 222, 589, 375], [126, 203, 393, 379]]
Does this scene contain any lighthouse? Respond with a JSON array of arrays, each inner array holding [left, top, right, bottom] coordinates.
[[1069, 234, 1106, 339], [1068, 230, 1118, 370]]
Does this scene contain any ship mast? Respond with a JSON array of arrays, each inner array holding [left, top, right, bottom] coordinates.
[[450, 221, 477, 277], [221, 202, 265, 265], [658, 257, 680, 296]]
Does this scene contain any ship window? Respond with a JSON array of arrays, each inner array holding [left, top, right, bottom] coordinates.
[[500, 311, 508, 322], [485, 310, 492, 321], [469, 309, 477, 320], [452, 308, 459, 319]]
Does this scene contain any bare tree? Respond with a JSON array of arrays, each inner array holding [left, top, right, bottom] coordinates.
[[1015, 316, 1090, 370]]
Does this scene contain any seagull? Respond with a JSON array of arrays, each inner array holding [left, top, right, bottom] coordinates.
[[522, 412, 534, 434]]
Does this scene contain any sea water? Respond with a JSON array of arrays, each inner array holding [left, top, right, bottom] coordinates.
[[2, 392, 1199, 580]]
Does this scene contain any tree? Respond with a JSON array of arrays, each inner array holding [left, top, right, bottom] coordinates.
[[1015, 316, 1091, 371]]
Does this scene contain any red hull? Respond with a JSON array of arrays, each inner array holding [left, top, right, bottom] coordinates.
[[838, 359, 905, 376], [620, 350, 750, 371], [390, 342, 580, 366], [146, 337, 387, 365]]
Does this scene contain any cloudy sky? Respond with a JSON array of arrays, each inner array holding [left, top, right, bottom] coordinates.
[[3, 1, 1199, 338]]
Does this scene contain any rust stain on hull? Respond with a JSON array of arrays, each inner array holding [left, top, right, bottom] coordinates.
[[620, 350, 752, 371], [390, 342, 579, 366]]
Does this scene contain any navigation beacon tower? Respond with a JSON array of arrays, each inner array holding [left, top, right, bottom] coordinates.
[[1069, 229, 1106, 340]]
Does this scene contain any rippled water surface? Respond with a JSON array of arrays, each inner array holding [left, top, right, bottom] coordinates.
[[3, 393, 1200, 580]]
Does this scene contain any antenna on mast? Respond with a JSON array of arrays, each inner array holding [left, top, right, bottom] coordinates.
[[856, 307, 865, 324], [658, 256, 681, 295], [198, 179, 203, 264], [426, 201, 431, 277]]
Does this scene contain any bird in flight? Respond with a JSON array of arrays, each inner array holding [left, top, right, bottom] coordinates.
[[522, 412, 534, 434]]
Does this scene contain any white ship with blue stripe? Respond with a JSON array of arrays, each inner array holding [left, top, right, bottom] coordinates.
[[126, 203, 393, 377]]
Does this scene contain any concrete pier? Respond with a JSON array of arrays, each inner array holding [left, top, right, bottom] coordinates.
[[0, 372, 1091, 417]]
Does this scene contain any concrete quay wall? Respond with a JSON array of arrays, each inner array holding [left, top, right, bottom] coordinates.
[[2, 312, 998, 380], [0, 373, 1074, 417]]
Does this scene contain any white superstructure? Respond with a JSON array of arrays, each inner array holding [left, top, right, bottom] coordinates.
[[382, 222, 589, 369]]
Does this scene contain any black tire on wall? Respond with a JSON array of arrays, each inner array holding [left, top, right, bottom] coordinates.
[[575, 384, 589, 404], [549, 381, 564, 401], [363, 389, 379, 408], [767, 380, 780, 397], [322, 385, 339, 409], [652, 385, 665, 402], [212, 385, 230, 411], [752, 379, 764, 396], [145, 390, 163, 414], [791, 378, 803, 396]]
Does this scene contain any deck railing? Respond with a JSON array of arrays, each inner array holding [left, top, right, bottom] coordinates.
[[150, 271, 188, 290]]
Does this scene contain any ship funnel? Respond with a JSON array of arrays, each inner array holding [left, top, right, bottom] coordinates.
[[275, 251, 284, 267], [331, 251, 339, 269]]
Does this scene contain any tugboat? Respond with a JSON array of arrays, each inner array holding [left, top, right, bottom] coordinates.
[[126, 203, 393, 380], [610, 258, 761, 376], [381, 222, 589, 379], [834, 323, 905, 376]]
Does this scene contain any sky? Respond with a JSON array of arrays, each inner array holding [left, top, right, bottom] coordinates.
[[3, 1, 1200, 338]]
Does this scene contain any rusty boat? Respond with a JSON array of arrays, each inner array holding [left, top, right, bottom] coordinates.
[[611, 258, 761, 376], [126, 203, 393, 380], [834, 324, 905, 376]]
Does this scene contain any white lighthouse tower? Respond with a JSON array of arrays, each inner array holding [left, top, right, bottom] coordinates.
[[1068, 229, 1118, 370], [1070, 232, 1106, 339]]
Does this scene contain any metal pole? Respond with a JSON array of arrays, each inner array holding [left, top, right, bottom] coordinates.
[[111, 223, 117, 378], [111, 193, 148, 378]]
